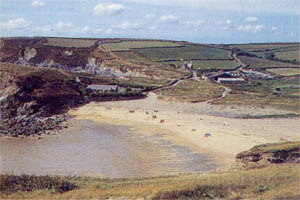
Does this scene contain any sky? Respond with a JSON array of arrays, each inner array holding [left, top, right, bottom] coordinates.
[[0, 0, 299, 43]]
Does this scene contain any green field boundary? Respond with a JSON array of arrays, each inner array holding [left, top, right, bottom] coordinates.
[[107, 45, 186, 52], [157, 58, 234, 63]]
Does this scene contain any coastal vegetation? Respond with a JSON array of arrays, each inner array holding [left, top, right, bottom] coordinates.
[[155, 79, 224, 102]]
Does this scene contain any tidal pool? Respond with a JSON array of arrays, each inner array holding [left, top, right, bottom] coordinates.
[[0, 120, 216, 178]]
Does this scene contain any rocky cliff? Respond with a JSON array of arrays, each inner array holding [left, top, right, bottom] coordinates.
[[236, 142, 300, 167], [0, 63, 87, 136]]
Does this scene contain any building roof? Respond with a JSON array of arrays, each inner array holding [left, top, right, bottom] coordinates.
[[87, 84, 117, 91], [217, 78, 245, 82], [210, 72, 235, 80]]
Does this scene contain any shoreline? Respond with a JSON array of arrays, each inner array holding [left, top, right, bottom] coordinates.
[[69, 93, 300, 170]]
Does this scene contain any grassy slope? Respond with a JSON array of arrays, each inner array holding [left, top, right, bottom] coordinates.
[[2, 38, 299, 112], [105, 40, 299, 112], [135, 45, 231, 61], [1, 164, 299, 199], [229, 43, 299, 51], [267, 68, 300, 76], [155, 79, 224, 102], [275, 50, 300, 62], [239, 56, 299, 69], [163, 60, 240, 70], [102, 40, 184, 51], [44, 38, 98, 48], [213, 76, 300, 112]]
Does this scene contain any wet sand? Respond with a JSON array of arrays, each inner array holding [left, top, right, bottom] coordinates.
[[0, 120, 216, 178]]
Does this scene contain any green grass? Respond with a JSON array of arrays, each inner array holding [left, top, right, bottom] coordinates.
[[257, 141, 300, 153], [267, 68, 300, 76], [135, 45, 232, 61], [1, 164, 299, 199], [112, 50, 155, 64], [164, 60, 240, 70], [239, 56, 299, 69], [44, 38, 98, 48], [0, 174, 77, 194], [230, 43, 299, 52], [213, 76, 300, 112], [102, 40, 184, 51], [155, 79, 224, 102], [275, 50, 300, 62]]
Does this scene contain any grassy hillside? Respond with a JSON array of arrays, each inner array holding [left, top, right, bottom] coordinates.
[[267, 68, 300, 76], [134, 45, 231, 61], [1, 38, 299, 113], [230, 43, 299, 51], [156, 79, 224, 102], [102, 40, 184, 51], [239, 56, 299, 69], [163, 60, 240, 70], [213, 75, 300, 112]]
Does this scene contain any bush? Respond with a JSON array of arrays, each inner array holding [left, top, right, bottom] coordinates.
[[0, 174, 77, 194]]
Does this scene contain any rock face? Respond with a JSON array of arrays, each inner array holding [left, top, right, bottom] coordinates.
[[236, 142, 300, 167], [0, 38, 113, 72], [0, 39, 4, 49], [24, 47, 37, 61], [0, 63, 86, 136]]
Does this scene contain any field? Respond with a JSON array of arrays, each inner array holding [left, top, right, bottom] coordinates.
[[275, 50, 300, 62], [102, 40, 184, 51], [239, 56, 299, 69], [155, 79, 224, 102], [1, 164, 299, 199], [267, 68, 300, 76], [213, 76, 300, 112], [163, 60, 240, 70], [112, 50, 155, 64], [44, 38, 98, 48], [230, 43, 299, 51], [134, 45, 231, 61]]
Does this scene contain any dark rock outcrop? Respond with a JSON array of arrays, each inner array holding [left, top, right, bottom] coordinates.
[[236, 142, 300, 167], [0, 63, 86, 136]]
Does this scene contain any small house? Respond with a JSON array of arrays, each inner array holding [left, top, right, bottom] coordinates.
[[209, 72, 233, 81], [87, 84, 118, 93], [217, 77, 245, 84]]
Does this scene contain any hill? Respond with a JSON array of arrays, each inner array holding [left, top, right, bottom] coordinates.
[[0, 38, 299, 137]]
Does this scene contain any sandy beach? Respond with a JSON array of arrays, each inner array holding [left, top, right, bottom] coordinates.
[[69, 93, 300, 168]]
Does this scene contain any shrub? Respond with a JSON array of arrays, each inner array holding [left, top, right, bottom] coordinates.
[[0, 174, 77, 194]]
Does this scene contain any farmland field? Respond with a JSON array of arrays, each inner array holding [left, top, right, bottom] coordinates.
[[102, 40, 184, 51], [237, 46, 299, 62], [275, 50, 300, 62], [163, 60, 240, 70], [112, 50, 154, 64], [239, 56, 299, 68], [214, 76, 300, 112], [135, 45, 231, 61], [230, 43, 299, 52], [156, 79, 224, 102], [44, 38, 98, 48], [267, 68, 300, 76]]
